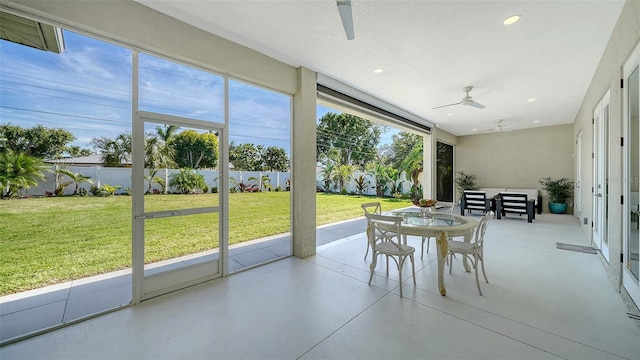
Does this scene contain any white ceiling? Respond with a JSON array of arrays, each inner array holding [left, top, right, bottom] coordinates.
[[135, 0, 624, 136]]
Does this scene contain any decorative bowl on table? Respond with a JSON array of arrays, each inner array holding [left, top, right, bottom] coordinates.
[[412, 199, 437, 218]]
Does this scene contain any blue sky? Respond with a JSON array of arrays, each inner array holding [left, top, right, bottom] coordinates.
[[0, 30, 397, 157]]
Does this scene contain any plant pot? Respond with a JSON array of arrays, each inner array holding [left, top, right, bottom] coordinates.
[[548, 202, 567, 214]]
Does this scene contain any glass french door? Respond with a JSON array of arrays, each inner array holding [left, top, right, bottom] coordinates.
[[436, 141, 454, 202], [623, 42, 640, 306], [593, 91, 609, 260], [133, 112, 227, 301]]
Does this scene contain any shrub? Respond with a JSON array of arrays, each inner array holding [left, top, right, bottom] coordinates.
[[169, 169, 207, 194], [90, 184, 120, 197]]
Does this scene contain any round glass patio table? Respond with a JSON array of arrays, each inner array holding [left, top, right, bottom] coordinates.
[[383, 208, 479, 296]]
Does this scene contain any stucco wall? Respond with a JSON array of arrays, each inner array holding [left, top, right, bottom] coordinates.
[[456, 124, 574, 211], [572, 0, 640, 290]]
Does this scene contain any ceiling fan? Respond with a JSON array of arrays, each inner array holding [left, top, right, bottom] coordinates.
[[477, 119, 512, 133], [433, 86, 486, 110], [336, 0, 355, 40]]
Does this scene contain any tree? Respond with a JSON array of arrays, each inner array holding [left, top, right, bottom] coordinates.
[[0, 123, 75, 159], [229, 142, 263, 171], [173, 130, 218, 169], [56, 169, 95, 196], [91, 132, 131, 167], [389, 131, 422, 170], [316, 112, 382, 169], [0, 150, 47, 198], [144, 168, 165, 194], [366, 162, 395, 197], [332, 164, 355, 193], [263, 146, 289, 172], [64, 145, 93, 158], [319, 161, 336, 193], [154, 125, 179, 194], [400, 141, 424, 200]]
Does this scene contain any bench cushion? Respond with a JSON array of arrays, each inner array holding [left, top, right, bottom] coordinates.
[[506, 188, 539, 204]]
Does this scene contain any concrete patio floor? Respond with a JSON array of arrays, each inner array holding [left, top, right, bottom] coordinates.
[[1, 211, 639, 359], [0, 217, 367, 344]]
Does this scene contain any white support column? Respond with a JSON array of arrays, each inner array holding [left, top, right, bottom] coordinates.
[[292, 66, 317, 258], [422, 131, 434, 200]]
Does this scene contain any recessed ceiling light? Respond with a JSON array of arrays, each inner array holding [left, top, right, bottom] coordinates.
[[447, 113, 453, 116], [533, 120, 540, 123], [373, 68, 384, 74], [472, 128, 478, 131], [527, 98, 536, 102], [503, 15, 521, 25]]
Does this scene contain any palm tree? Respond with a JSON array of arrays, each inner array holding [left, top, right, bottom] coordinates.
[[259, 175, 273, 192], [366, 162, 391, 197], [400, 141, 424, 201], [56, 169, 94, 196], [144, 168, 165, 194], [92, 133, 131, 167], [0, 150, 47, 198], [155, 125, 179, 193], [332, 164, 354, 194], [319, 161, 336, 193]]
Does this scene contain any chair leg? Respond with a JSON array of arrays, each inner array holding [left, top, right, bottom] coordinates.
[[449, 253, 453, 274], [368, 252, 378, 285], [474, 254, 483, 296], [364, 243, 369, 260], [398, 257, 403, 298], [386, 255, 390, 276], [479, 253, 489, 283], [410, 254, 416, 286]]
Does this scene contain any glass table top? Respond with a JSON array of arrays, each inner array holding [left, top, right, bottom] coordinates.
[[385, 209, 468, 227]]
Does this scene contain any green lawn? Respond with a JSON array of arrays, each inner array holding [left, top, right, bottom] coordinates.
[[0, 193, 410, 295]]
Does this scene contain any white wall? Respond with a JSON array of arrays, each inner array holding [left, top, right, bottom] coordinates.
[[456, 124, 574, 212], [572, 0, 640, 288], [26, 167, 292, 195]]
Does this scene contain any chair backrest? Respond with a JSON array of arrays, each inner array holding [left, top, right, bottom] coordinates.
[[499, 192, 528, 213], [361, 202, 381, 215], [436, 201, 456, 214], [364, 213, 403, 249], [474, 211, 493, 247], [462, 190, 488, 210]]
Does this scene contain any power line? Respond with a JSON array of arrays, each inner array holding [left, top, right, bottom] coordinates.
[[0, 105, 130, 125]]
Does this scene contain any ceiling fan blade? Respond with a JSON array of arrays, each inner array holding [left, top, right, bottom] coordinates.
[[464, 100, 485, 109], [432, 101, 462, 110], [337, 1, 355, 40]]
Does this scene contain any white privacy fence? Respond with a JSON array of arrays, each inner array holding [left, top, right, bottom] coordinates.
[[27, 167, 292, 196], [25, 166, 411, 196]]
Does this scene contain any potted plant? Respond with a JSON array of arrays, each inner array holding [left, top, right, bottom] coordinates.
[[539, 177, 574, 214], [455, 171, 477, 202]]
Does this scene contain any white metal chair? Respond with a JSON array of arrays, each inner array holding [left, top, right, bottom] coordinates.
[[420, 202, 456, 259], [447, 211, 493, 295], [365, 213, 416, 298], [361, 202, 381, 260]]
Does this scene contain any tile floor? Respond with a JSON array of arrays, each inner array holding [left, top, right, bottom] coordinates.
[[1, 212, 639, 359]]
